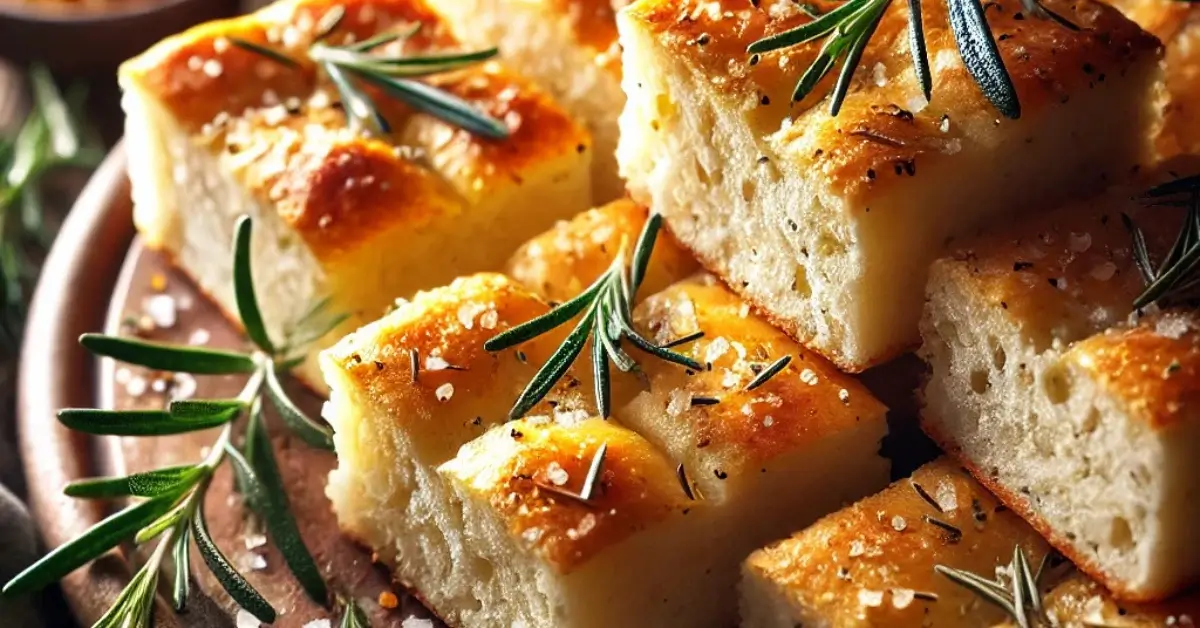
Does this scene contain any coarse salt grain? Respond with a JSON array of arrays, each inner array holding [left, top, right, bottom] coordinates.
[[188, 328, 211, 346], [705, 337, 730, 364], [144, 294, 178, 328], [546, 461, 569, 486], [849, 539, 865, 557], [244, 533, 268, 549], [872, 63, 887, 87], [237, 609, 261, 628], [858, 589, 884, 607], [522, 527, 543, 543], [891, 588, 915, 609], [763, 415, 775, 427], [935, 480, 958, 512], [721, 369, 740, 388], [457, 302, 486, 329], [425, 356, 450, 371], [667, 389, 693, 417], [115, 368, 132, 385], [1069, 231, 1092, 253], [171, 373, 197, 400], [202, 59, 224, 78], [838, 388, 850, 403], [435, 383, 455, 402], [480, 310, 499, 329], [800, 368, 819, 386], [126, 376, 148, 397], [402, 618, 434, 628], [1156, 315, 1191, 340], [891, 515, 907, 531], [303, 620, 332, 628], [738, 303, 751, 318]]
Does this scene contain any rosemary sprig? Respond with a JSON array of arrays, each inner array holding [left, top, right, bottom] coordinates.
[[1, 216, 345, 626], [0, 65, 102, 353], [230, 5, 508, 139], [1123, 174, 1200, 309], [747, 0, 1075, 118], [484, 214, 702, 419], [935, 545, 1044, 627]]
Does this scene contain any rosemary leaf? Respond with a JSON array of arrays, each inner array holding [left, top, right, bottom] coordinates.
[[792, 33, 846, 103], [934, 565, 1017, 616], [168, 399, 246, 419], [579, 443, 608, 501], [907, 0, 933, 100], [313, 4, 347, 42], [830, 0, 891, 115], [1011, 547, 1030, 628], [947, 0, 1020, 119], [171, 526, 192, 612], [57, 408, 237, 436], [1121, 213, 1156, 286], [1016, 545, 1041, 614], [340, 598, 371, 628], [485, 279, 605, 351], [134, 508, 184, 545], [265, 366, 335, 450], [349, 30, 409, 52], [630, 213, 664, 291], [660, 330, 704, 349], [325, 60, 392, 135], [232, 217, 276, 353], [229, 37, 302, 68], [1144, 174, 1200, 199], [79, 333, 257, 374], [191, 503, 277, 624], [744, 355, 792, 391], [64, 465, 201, 499], [508, 306, 595, 419], [1, 492, 180, 597], [352, 70, 510, 140], [596, 295, 638, 372], [591, 324, 612, 419], [29, 65, 79, 160], [746, 0, 868, 53], [242, 409, 330, 605], [92, 561, 158, 628]]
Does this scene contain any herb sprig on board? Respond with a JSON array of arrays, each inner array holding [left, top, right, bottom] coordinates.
[[747, 0, 1075, 119], [0, 216, 346, 627], [231, 4, 509, 139], [484, 214, 703, 420], [0, 65, 103, 352], [1123, 174, 1200, 309]]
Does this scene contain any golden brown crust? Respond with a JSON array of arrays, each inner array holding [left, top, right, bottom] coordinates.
[[632, 274, 887, 474], [1066, 310, 1200, 430], [120, 0, 590, 262], [546, 0, 621, 72], [624, 0, 1160, 202], [931, 188, 1185, 349], [446, 417, 693, 574], [322, 273, 596, 458], [743, 458, 1052, 626], [505, 199, 700, 303]]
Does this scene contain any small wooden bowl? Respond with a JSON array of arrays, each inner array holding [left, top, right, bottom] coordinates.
[[0, 0, 239, 75]]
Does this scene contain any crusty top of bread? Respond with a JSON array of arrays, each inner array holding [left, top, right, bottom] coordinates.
[[743, 457, 1052, 626], [321, 272, 596, 461], [505, 199, 699, 303], [544, 0, 621, 71], [1105, 0, 1192, 41], [1039, 573, 1200, 626], [620, 0, 1159, 202], [119, 0, 589, 261], [1065, 310, 1200, 430], [628, 274, 886, 484], [442, 417, 693, 573], [930, 188, 1184, 351]]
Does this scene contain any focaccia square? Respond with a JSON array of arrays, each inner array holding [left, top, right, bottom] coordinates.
[[434, 0, 627, 200], [920, 187, 1200, 601], [322, 207, 889, 626], [741, 457, 1200, 627], [119, 0, 593, 388], [617, 0, 1162, 371]]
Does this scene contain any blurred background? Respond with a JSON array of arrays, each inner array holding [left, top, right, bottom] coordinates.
[[0, 1, 261, 625]]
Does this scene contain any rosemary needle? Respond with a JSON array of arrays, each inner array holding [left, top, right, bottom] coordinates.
[[1, 216, 342, 626], [1123, 174, 1200, 309], [230, 4, 508, 139]]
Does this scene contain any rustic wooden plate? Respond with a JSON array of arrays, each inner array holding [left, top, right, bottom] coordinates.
[[18, 142, 439, 627]]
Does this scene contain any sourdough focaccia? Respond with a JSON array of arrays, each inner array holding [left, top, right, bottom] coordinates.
[[741, 458, 1200, 627], [323, 209, 890, 626], [920, 189, 1200, 601], [616, 0, 1162, 371], [740, 458, 1054, 627], [119, 0, 593, 388], [435, 0, 627, 200]]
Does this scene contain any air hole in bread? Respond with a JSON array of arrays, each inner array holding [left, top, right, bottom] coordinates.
[[1079, 407, 1100, 434], [1109, 516, 1134, 550], [792, 265, 812, 297], [815, 230, 846, 257], [1042, 364, 1072, 405], [988, 336, 1007, 370], [936, 321, 961, 347], [654, 92, 676, 120], [969, 369, 989, 394], [741, 179, 756, 202]]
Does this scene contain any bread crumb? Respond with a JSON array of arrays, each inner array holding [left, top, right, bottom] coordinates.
[[858, 589, 884, 607], [435, 383, 455, 402], [891, 588, 915, 609], [800, 368, 819, 386]]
